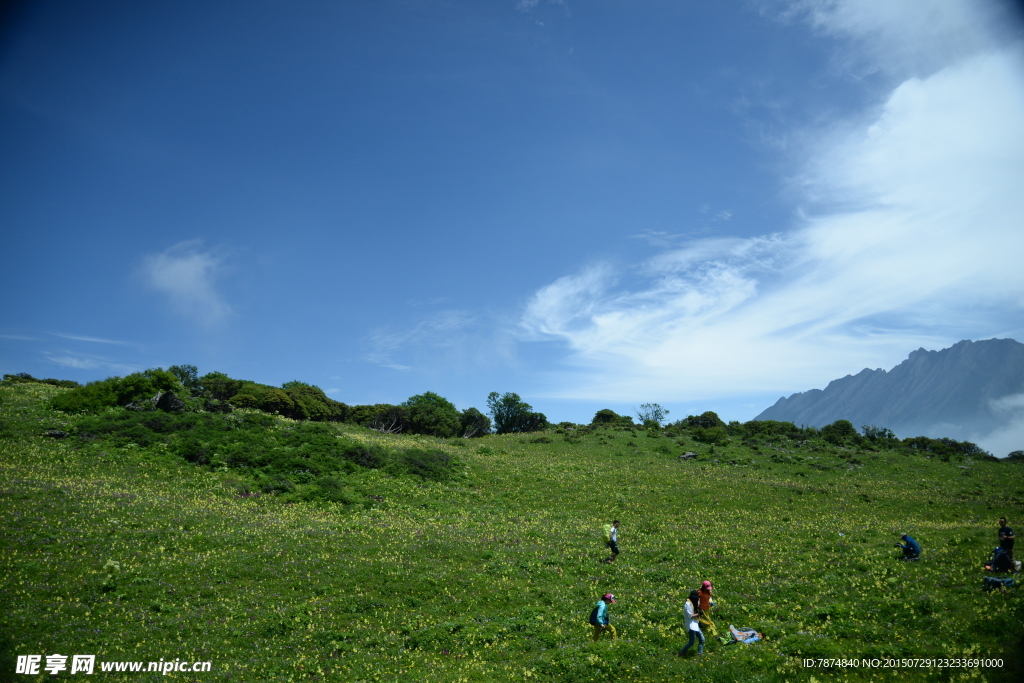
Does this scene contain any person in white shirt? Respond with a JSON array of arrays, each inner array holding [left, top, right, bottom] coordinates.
[[605, 520, 620, 563], [678, 590, 705, 656]]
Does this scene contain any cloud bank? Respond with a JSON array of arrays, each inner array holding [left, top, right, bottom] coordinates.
[[521, 4, 1024, 403], [142, 240, 232, 327]]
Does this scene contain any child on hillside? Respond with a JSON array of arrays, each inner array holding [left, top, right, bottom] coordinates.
[[678, 590, 704, 656], [697, 580, 717, 636], [590, 593, 617, 641], [603, 520, 620, 563]]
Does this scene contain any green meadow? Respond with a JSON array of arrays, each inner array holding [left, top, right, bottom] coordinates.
[[1, 381, 1022, 682]]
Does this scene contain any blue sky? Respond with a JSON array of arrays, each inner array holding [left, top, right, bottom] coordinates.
[[3, 0, 1024, 440]]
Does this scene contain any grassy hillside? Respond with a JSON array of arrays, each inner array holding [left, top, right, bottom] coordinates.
[[1, 382, 1022, 682]]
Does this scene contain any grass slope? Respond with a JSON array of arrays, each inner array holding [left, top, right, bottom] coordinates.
[[1, 383, 1022, 682]]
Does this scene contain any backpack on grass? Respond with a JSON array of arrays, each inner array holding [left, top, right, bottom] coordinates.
[[727, 625, 762, 644], [986, 547, 1013, 573], [603, 524, 613, 543], [983, 576, 1014, 592]]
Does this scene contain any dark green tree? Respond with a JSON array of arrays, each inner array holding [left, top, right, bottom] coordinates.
[[402, 392, 461, 438], [861, 425, 897, 442], [459, 407, 492, 438], [486, 392, 548, 434], [821, 419, 857, 444], [168, 365, 201, 395], [198, 372, 246, 401], [681, 411, 725, 429], [591, 409, 631, 426]]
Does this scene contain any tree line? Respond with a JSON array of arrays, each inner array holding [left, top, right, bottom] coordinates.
[[6, 369, 1010, 458]]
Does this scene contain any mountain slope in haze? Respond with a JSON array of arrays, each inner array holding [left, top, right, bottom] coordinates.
[[755, 338, 1024, 441]]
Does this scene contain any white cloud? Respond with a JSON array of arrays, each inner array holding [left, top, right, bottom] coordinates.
[[520, 42, 1024, 402], [363, 310, 514, 374], [42, 351, 137, 374], [780, 0, 1012, 78], [142, 240, 232, 327], [973, 393, 1024, 457], [52, 333, 129, 345]]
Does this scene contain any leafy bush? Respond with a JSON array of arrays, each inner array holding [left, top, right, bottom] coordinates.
[[591, 409, 631, 425], [486, 392, 548, 434], [821, 419, 858, 444], [402, 392, 460, 437], [229, 383, 295, 415], [197, 372, 246, 401], [635, 402, 670, 425], [282, 383, 348, 422], [678, 410, 725, 430], [348, 404, 407, 433], [3, 373, 80, 388], [691, 426, 729, 444], [458, 407, 491, 437], [71, 410, 456, 481], [901, 435, 992, 461], [743, 419, 799, 438], [861, 424, 897, 442], [48, 369, 182, 413]]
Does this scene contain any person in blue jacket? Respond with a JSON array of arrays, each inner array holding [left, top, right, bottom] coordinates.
[[895, 533, 921, 561], [590, 593, 617, 641]]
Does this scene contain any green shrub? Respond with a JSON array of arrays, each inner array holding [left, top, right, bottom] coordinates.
[[692, 425, 729, 444], [821, 419, 857, 444], [591, 409, 632, 425], [281, 383, 348, 422], [486, 392, 548, 434], [402, 392, 460, 437], [677, 410, 725, 430], [3, 373, 80, 388], [743, 419, 799, 438], [458, 407, 492, 437], [71, 410, 455, 482], [47, 369, 182, 413]]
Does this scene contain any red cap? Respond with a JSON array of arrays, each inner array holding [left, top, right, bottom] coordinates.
[[603, 593, 616, 603], [702, 580, 712, 589]]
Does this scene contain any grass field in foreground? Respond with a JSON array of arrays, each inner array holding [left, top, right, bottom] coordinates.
[[1, 382, 1022, 682]]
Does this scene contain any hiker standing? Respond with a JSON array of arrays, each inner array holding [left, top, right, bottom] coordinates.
[[998, 517, 1015, 562], [698, 580, 714, 611], [895, 533, 921, 561], [604, 520, 620, 563], [697, 580, 717, 636], [678, 590, 704, 656], [590, 593, 617, 641]]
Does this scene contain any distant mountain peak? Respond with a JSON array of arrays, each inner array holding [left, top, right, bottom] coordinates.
[[755, 338, 1024, 442]]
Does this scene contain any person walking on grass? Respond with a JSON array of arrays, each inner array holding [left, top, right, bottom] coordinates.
[[697, 580, 717, 636], [604, 520, 620, 563], [590, 593, 617, 641], [678, 590, 704, 656]]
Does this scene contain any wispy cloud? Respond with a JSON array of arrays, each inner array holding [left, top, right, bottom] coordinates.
[[363, 310, 516, 374], [777, 0, 1011, 78], [521, 30, 1024, 401], [51, 333, 129, 345], [0, 334, 40, 341], [142, 240, 232, 327], [42, 351, 138, 374]]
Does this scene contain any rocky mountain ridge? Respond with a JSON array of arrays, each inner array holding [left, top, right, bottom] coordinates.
[[755, 338, 1024, 440]]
